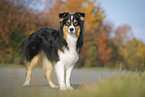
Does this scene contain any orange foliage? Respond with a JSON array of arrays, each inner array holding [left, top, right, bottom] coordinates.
[[97, 30, 111, 66], [0, 0, 51, 63]]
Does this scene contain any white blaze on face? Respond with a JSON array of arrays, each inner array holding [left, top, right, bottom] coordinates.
[[68, 15, 75, 34], [71, 15, 73, 21]]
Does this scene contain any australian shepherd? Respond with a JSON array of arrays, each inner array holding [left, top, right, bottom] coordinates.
[[23, 12, 85, 90]]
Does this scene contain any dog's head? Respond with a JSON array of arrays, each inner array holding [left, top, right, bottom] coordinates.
[[59, 12, 85, 39]]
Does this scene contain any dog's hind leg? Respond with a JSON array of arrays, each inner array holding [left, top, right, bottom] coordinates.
[[42, 55, 58, 88], [23, 55, 39, 86], [45, 69, 58, 88]]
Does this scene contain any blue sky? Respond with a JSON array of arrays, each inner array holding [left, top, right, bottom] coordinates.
[[98, 0, 145, 43]]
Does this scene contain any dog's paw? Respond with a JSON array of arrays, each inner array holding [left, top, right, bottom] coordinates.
[[51, 84, 59, 88], [23, 83, 29, 87], [67, 86, 73, 90], [60, 86, 67, 91], [49, 82, 58, 88], [23, 80, 30, 87]]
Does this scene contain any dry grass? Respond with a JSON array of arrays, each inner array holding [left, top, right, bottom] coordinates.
[[61, 71, 145, 97]]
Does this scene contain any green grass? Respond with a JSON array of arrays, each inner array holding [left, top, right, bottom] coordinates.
[[61, 72, 145, 97]]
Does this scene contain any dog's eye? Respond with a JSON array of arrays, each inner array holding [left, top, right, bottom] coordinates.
[[66, 22, 70, 26], [74, 22, 78, 26]]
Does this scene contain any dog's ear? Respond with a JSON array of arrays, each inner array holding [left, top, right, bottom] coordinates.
[[59, 12, 69, 22], [75, 12, 85, 21]]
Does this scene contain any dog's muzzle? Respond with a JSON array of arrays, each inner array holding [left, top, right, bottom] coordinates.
[[68, 25, 75, 34]]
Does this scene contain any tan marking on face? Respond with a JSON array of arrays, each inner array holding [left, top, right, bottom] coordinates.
[[75, 26, 81, 39], [63, 25, 69, 39], [67, 20, 71, 23], [77, 13, 81, 17], [73, 20, 76, 23], [59, 18, 64, 22], [63, 13, 67, 17], [77, 13, 85, 20], [80, 17, 85, 21]]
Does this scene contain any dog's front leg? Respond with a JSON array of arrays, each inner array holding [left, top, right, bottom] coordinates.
[[66, 65, 74, 90], [55, 61, 67, 90]]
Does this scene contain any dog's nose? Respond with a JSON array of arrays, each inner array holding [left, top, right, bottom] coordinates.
[[70, 28, 74, 31]]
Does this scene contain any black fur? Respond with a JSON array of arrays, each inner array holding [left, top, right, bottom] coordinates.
[[24, 12, 85, 62], [24, 28, 67, 62]]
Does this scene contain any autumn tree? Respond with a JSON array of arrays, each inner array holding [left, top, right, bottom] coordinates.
[[82, 2, 106, 67], [136, 40, 145, 69], [114, 24, 133, 44], [112, 24, 145, 70], [97, 30, 111, 66], [121, 38, 145, 70], [0, 0, 51, 63]]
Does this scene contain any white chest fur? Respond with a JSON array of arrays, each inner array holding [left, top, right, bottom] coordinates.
[[59, 34, 79, 67]]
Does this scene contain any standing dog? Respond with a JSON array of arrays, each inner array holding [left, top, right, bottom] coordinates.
[[23, 12, 85, 90]]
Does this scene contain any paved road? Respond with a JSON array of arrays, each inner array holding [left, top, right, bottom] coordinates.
[[0, 68, 125, 97]]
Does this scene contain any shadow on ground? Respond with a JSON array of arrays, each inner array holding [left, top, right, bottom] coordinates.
[[29, 84, 80, 89]]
